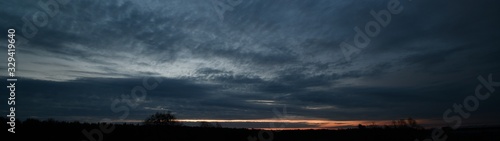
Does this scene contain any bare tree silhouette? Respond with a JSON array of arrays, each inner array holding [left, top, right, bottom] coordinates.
[[391, 117, 422, 129], [144, 111, 182, 126]]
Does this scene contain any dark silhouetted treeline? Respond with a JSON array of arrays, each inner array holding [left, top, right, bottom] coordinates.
[[2, 117, 500, 141]]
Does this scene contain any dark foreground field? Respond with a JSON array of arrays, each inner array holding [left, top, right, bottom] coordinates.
[[3, 118, 500, 141]]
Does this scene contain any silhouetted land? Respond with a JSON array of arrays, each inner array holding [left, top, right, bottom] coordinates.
[[2, 117, 500, 141]]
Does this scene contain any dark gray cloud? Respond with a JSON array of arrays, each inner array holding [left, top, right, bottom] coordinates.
[[1, 0, 500, 128]]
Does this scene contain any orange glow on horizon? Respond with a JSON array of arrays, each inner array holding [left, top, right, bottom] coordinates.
[[110, 118, 436, 130], [177, 119, 433, 129]]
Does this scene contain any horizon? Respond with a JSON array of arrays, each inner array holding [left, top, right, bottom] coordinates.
[[9, 115, 500, 130]]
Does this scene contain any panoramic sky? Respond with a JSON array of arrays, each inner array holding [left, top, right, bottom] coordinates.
[[1, 0, 499, 129]]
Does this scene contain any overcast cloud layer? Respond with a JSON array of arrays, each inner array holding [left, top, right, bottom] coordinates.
[[1, 0, 499, 128]]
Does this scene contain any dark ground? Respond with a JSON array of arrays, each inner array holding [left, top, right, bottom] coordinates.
[[2, 118, 500, 141]]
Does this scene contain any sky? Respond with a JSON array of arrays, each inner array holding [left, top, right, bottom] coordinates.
[[1, 0, 500, 129]]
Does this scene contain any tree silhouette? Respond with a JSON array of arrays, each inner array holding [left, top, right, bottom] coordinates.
[[358, 124, 367, 129], [406, 117, 419, 129], [391, 117, 422, 129], [144, 111, 182, 126]]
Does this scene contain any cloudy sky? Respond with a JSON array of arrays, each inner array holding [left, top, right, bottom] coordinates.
[[1, 0, 499, 129]]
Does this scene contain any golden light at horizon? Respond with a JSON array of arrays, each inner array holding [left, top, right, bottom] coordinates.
[[176, 119, 434, 129], [110, 118, 437, 129]]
